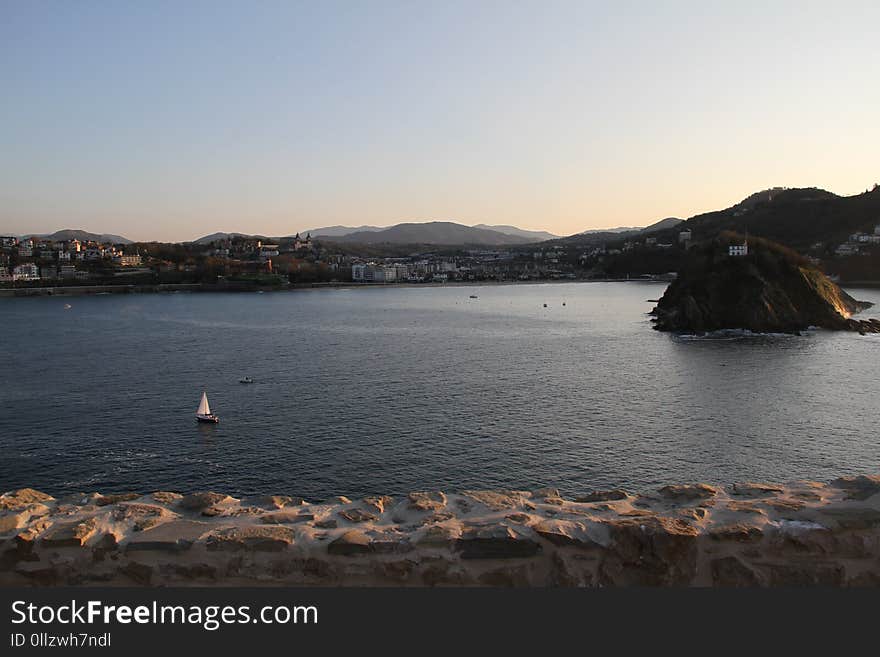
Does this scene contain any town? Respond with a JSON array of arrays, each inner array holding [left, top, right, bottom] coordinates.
[[2, 218, 880, 292], [0, 231, 663, 291]]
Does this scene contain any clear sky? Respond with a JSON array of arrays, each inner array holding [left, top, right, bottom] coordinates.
[[1, 1, 878, 242]]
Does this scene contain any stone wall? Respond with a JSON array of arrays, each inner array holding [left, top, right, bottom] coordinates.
[[2, 476, 880, 586]]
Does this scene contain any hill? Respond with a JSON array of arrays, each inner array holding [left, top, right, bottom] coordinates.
[[306, 225, 387, 238], [638, 187, 880, 251], [308, 222, 556, 242], [192, 232, 271, 244], [321, 221, 534, 246], [27, 229, 133, 244], [652, 233, 877, 334], [472, 224, 558, 241]]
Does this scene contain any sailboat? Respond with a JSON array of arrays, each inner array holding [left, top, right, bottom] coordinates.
[[195, 391, 219, 423]]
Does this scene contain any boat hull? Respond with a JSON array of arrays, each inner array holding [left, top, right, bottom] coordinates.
[[195, 415, 219, 424]]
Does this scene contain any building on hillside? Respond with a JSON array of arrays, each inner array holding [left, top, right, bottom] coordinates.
[[13, 263, 40, 280], [679, 229, 692, 243], [40, 265, 58, 279], [0, 267, 11, 282], [728, 241, 749, 257], [114, 254, 142, 267], [293, 233, 312, 250]]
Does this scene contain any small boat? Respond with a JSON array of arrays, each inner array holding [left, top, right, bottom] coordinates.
[[469, 295, 478, 299], [239, 376, 254, 384], [64, 303, 72, 310], [195, 391, 219, 423]]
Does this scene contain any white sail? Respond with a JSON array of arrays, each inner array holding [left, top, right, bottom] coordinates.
[[196, 392, 211, 416]]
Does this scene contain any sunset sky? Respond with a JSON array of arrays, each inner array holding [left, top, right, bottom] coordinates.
[[2, 1, 878, 242]]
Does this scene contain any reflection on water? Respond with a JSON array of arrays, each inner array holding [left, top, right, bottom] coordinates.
[[1, 282, 878, 498]]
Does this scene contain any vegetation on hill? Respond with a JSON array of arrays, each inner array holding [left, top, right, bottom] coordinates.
[[652, 233, 876, 334]]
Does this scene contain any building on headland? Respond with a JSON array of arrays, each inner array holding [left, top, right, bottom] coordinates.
[[0, 236, 18, 248], [728, 241, 749, 257], [60, 265, 77, 279], [0, 267, 11, 282], [679, 229, 692, 244], [40, 265, 58, 280]]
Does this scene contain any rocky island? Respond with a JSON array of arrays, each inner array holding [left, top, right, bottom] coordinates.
[[652, 233, 878, 334], [3, 474, 880, 587]]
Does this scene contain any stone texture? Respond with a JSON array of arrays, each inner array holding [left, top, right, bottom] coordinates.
[[408, 491, 447, 512], [460, 490, 525, 511], [40, 518, 97, 548], [4, 476, 880, 586], [830, 475, 880, 501], [575, 490, 629, 503], [0, 489, 54, 510], [178, 492, 233, 511], [328, 530, 372, 556], [125, 520, 210, 553], [732, 482, 785, 497], [456, 526, 541, 559], [206, 526, 294, 552], [95, 493, 141, 506], [658, 484, 718, 501], [338, 508, 378, 523]]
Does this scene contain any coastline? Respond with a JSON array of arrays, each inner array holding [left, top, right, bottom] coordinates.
[[0, 278, 668, 298], [3, 474, 879, 587]]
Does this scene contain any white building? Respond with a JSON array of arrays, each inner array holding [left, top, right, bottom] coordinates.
[[13, 263, 40, 280], [114, 254, 142, 267], [729, 242, 749, 257], [679, 229, 692, 243]]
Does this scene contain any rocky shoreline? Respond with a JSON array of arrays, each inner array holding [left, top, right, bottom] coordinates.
[[3, 475, 880, 587]]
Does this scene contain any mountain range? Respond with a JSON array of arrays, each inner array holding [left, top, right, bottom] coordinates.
[[24, 229, 133, 244], [307, 223, 558, 243]]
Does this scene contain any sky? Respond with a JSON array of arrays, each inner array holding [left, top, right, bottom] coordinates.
[[1, 1, 878, 242]]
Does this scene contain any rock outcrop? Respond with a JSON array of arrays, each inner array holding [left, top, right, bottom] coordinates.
[[652, 234, 877, 334], [3, 475, 880, 587]]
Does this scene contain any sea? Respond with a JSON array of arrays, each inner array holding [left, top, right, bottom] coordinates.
[[1, 282, 879, 499]]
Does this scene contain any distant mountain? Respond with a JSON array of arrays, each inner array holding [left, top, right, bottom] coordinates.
[[192, 232, 270, 244], [579, 226, 642, 235], [472, 224, 558, 242], [306, 225, 387, 238], [26, 229, 133, 244], [308, 222, 555, 242], [322, 221, 534, 246], [641, 217, 684, 234]]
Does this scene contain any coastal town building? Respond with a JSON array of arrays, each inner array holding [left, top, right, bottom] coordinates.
[[13, 263, 40, 280], [729, 242, 749, 257], [114, 254, 142, 266]]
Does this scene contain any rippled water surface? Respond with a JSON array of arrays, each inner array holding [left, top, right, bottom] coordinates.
[[1, 282, 879, 498]]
